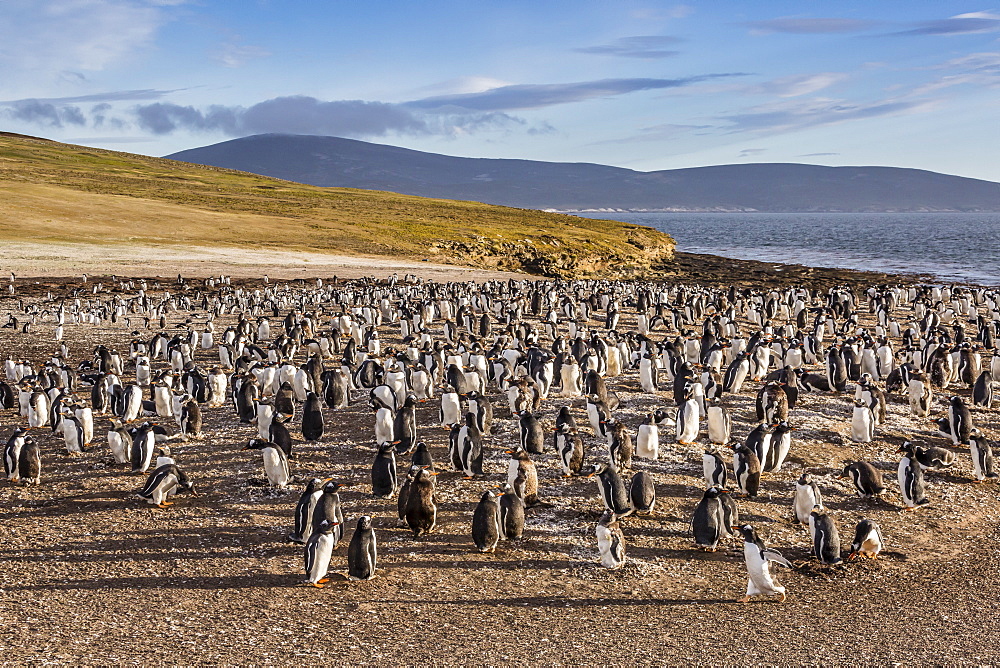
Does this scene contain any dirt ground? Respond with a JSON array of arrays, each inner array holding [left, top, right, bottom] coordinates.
[[1, 266, 999, 665]]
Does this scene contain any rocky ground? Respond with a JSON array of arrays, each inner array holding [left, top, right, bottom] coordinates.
[[0, 265, 998, 664]]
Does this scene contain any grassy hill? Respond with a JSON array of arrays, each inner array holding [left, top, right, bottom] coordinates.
[[0, 133, 673, 278]]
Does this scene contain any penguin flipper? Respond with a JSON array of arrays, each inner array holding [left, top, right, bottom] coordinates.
[[763, 549, 793, 568]]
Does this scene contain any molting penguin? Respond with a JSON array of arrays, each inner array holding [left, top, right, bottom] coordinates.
[[405, 467, 439, 537], [518, 411, 545, 455], [840, 461, 885, 498], [347, 516, 378, 580], [596, 510, 626, 569], [554, 422, 585, 477], [472, 489, 502, 553], [629, 471, 656, 515], [847, 519, 883, 561], [793, 473, 822, 524], [606, 419, 633, 470], [737, 525, 793, 603], [18, 435, 41, 485], [809, 505, 842, 565], [505, 447, 539, 506]]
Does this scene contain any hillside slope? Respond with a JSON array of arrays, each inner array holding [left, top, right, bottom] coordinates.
[[0, 134, 673, 278], [167, 134, 1000, 212]]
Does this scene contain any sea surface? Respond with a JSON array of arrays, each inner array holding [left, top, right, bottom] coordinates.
[[574, 212, 1000, 286]]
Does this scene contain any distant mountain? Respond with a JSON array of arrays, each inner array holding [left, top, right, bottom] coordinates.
[[166, 134, 1000, 212]]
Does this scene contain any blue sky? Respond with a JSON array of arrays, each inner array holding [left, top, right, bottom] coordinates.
[[3, 1, 1000, 180]]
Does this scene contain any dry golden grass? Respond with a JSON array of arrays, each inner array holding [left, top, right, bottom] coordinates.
[[0, 134, 674, 276]]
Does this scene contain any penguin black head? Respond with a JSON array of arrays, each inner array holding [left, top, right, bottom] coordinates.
[[356, 515, 372, 530], [737, 524, 758, 542]]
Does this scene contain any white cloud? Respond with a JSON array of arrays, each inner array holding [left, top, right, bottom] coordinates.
[[0, 0, 172, 87], [750, 72, 848, 97]]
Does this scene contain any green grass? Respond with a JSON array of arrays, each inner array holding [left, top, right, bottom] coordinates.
[[0, 134, 674, 277]]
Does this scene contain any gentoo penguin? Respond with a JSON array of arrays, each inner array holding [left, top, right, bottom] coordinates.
[[301, 391, 324, 442], [129, 422, 157, 475], [243, 438, 291, 488], [675, 394, 700, 445], [897, 442, 930, 510], [706, 400, 731, 445], [371, 442, 397, 498], [737, 525, 793, 603], [405, 467, 439, 536], [946, 395, 973, 445], [3, 427, 28, 481], [635, 414, 659, 460], [289, 478, 325, 543], [606, 419, 633, 470], [589, 463, 632, 517], [179, 398, 201, 439], [907, 370, 933, 417], [393, 394, 418, 454], [499, 483, 525, 540], [554, 422, 585, 477], [410, 441, 434, 470], [840, 462, 885, 498], [136, 463, 196, 508], [18, 435, 41, 485], [767, 421, 794, 473], [472, 489, 503, 553], [629, 471, 656, 515], [703, 446, 728, 488], [969, 428, 998, 482], [744, 423, 773, 472], [850, 401, 875, 443], [397, 465, 418, 527], [793, 473, 822, 524], [596, 510, 626, 569], [347, 516, 378, 580], [847, 519, 883, 561], [303, 518, 340, 588], [809, 505, 842, 565], [731, 444, 761, 498], [518, 411, 545, 455], [692, 487, 726, 551], [914, 444, 956, 470], [506, 447, 539, 506], [972, 370, 994, 408], [457, 412, 484, 478]]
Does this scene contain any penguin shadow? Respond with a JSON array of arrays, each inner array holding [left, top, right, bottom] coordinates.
[[3, 572, 294, 592], [922, 470, 969, 485], [366, 594, 733, 608]]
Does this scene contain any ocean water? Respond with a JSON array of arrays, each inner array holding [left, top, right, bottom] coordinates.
[[574, 212, 1000, 286]]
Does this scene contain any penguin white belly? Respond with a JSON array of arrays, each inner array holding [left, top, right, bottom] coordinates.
[[305, 533, 335, 584], [706, 407, 729, 445], [375, 408, 394, 443], [744, 546, 783, 597], [850, 406, 873, 443], [148, 473, 179, 505], [596, 525, 624, 569], [262, 448, 289, 487], [636, 425, 658, 460], [793, 488, 815, 524], [507, 459, 519, 487]]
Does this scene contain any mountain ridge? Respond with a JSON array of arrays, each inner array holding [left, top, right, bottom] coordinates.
[[166, 134, 1000, 213]]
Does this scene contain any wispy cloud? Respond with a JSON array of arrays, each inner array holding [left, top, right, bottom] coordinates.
[[895, 12, 1000, 36], [719, 97, 934, 134], [576, 35, 682, 59], [748, 72, 848, 97], [0, 0, 172, 78], [406, 74, 748, 112], [214, 40, 270, 68], [744, 17, 877, 35], [0, 89, 178, 105], [738, 148, 766, 157], [799, 152, 840, 157]]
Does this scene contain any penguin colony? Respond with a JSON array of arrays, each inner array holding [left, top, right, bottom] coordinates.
[[2, 274, 999, 602]]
